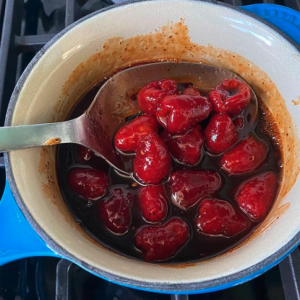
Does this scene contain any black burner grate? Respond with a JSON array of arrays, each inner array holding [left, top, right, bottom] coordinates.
[[0, 256, 287, 300], [1, 1, 300, 299]]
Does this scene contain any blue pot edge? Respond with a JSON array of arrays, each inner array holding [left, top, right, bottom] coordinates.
[[241, 3, 300, 45], [76, 242, 300, 294]]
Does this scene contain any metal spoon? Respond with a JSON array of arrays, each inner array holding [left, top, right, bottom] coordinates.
[[0, 62, 257, 176]]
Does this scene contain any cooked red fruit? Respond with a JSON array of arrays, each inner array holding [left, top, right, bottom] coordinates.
[[196, 198, 248, 237], [114, 115, 159, 153], [99, 188, 132, 234], [156, 94, 212, 134], [221, 135, 268, 174], [139, 186, 168, 223], [182, 87, 201, 96], [135, 218, 189, 261], [233, 115, 244, 130], [168, 170, 222, 210], [209, 78, 251, 116], [67, 168, 109, 200], [77, 146, 93, 162], [235, 171, 278, 221], [204, 113, 238, 154], [161, 125, 204, 166], [133, 132, 172, 184], [137, 79, 178, 115]]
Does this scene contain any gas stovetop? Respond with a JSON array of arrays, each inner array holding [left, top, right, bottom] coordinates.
[[1, 1, 300, 300]]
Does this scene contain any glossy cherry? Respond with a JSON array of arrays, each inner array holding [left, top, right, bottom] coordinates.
[[156, 94, 212, 134], [168, 169, 222, 210], [209, 78, 251, 116], [135, 217, 190, 261], [161, 125, 204, 166], [114, 115, 159, 153], [67, 168, 109, 200], [182, 87, 201, 96], [235, 171, 278, 221], [233, 115, 244, 130], [196, 198, 248, 237], [133, 132, 172, 184], [204, 113, 238, 154], [137, 79, 178, 115], [139, 185, 168, 223], [99, 188, 132, 234], [221, 135, 268, 174]]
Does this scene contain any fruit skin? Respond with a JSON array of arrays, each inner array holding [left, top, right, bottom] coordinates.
[[133, 132, 172, 184], [233, 115, 244, 130], [135, 217, 190, 261], [99, 188, 132, 234], [161, 125, 204, 166], [67, 168, 109, 200], [209, 78, 251, 116], [204, 113, 238, 154], [114, 115, 159, 153], [182, 87, 201, 96], [156, 94, 212, 134], [168, 169, 222, 210], [221, 135, 268, 174], [235, 171, 278, 221], [137, 79, 178, 115], [139, 185, 168, 223], [196, 198, 248, 237]]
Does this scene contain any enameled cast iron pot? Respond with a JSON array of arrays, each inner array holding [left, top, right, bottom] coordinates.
[[2, 0, 300, 294]]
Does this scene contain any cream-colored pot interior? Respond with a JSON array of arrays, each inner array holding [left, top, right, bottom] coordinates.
[[5, 0, 300, 292]]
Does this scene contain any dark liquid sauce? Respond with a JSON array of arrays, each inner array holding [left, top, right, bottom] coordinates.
[[56, 81, 282, 264]]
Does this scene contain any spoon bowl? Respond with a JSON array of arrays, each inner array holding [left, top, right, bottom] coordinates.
[[0, 61, 258, 178]]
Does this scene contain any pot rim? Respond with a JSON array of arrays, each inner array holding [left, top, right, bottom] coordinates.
[[4, 0, 300, 292]]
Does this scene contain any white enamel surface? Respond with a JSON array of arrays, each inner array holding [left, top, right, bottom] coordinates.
[[7, 0, 300, 288]]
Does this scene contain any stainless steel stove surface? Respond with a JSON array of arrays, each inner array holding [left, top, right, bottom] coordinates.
[[1, 1, 300, 300]]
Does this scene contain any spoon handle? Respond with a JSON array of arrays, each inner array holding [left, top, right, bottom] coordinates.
[[0, 117, 83, 152]]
